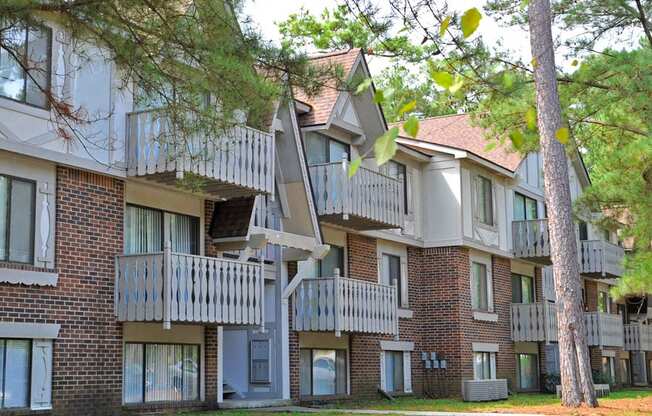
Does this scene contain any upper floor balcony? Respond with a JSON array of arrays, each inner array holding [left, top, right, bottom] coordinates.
[[512, 219, 624, 278], [291, 274, 399, 336], [309, 159, 403, 230], [126, 110, 275, 199], [624, 323, 652, 351], [510, 302, 624, 348], [115, 244, 265, 328]]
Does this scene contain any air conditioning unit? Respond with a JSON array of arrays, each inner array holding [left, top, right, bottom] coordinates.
[[462, 379, 508, 402]]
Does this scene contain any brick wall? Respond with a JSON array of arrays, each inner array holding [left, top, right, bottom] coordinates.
[[0, 167, 125, 414], [205, 327, 218, 404]]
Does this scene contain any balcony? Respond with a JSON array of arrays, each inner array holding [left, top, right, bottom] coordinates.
[[512, 219, 624, 277], [510, 303, 624, 347], [624, 323, 652, 351], [115, 248, 264, 327], [126, 110, 274, 199], [512, 219, 551, 265], [309, 160, 403, 230], [579, 240, 625, 278], [291, 276, 398, 336]]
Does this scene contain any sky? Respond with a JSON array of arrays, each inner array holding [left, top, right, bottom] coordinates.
[[242, 0, 534, 75]]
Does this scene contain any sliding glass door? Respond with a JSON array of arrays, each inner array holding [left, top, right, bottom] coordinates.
[[125, 205, 199, 254]]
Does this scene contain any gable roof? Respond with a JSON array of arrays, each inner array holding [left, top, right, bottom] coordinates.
[[292, 49, 361, 127], [393, 114, 524, 172]]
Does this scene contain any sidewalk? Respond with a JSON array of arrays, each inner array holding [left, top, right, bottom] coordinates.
[[253, 406, 538, 416]]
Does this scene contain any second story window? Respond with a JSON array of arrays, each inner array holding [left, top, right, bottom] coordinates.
[[381, 253, 408, 308], [598, 291, 610, 313], [316, 245, 344, 277], [471, 261, 492, 312], [125, 204, 199, 255], [514, 192, 538, 221], [512, 274, 535, 304], [0, 22, 51, 108], [578, 221, 589, 241], [0, 175, 35, 264], [305, 133, 350, 165], [475, 175, 494, 226], [380, 160, 408, 214]]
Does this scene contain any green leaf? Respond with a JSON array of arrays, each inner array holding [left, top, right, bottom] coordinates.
[[398, 100, 417, 116], [555, 127, 570, 144], [531, 57, 538, 68], [510, 130, 525, 150], [571, 59, 579, 66], [525, 108, 537, 131], [484, 142, 497, 152], [403, 116, 419, 138], [374, 127, 399, 166], [461, 8, 482, 38], [355, 78, 372, 95], [502, 72, 514, 89], [439, 16, 451, 37], [373, 89, 384, 104], [449, 75, 464, 94], [431, 71, 453, 89], [348, 157, 362, 178]]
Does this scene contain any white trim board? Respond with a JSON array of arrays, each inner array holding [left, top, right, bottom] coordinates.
[[472, 342, 499, 352], [380, 340, 414, 351], [0, 268, 58, 286], [0, 322, 60, 339]]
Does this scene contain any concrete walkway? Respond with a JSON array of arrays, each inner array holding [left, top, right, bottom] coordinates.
[[253, 406, 538, 416]]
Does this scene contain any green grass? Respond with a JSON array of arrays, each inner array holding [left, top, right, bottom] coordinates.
[[183, 388, 652, 415]]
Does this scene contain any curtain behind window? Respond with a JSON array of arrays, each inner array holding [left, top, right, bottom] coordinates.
[[166, 212, 198, 255], [125, 205, 162, 254], [3, 340, 30, 408], [0, 177, 7, 260]]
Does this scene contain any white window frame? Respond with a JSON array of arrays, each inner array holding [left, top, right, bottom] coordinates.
[[472, 343, 498, 381], [379, 342, 413, 394], [470, 251, 494, 317], [473, 173, 496, 228], [377, 243, 409, 311]]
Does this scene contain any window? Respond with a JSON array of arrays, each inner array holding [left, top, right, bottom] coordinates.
[[602, 356, 615, 383], [304, 133, 350, 166], [512, 274, 535, 304], [578, 221, 588, 241], [381, 253, 407, 308], [620, 359, 630, 385], [598, 291, 610, 313], [383, 351, 404, 392], [380, 160, 408, 213], [516, 354, 538, 391], [514, 193, 538, 221], [250, 340, 270, 384], [603, 229, 611, 242], [0, 339, 30, 408], [475, 175, 494, 226], [0, 22, 51, 108], [0, 175, 35, 264], [125, 205, 199, 255], [123, 343, 199, 404], [471, 262, 490, 311], [300, 349, 347, 396], [316, 245, 344, 277], [473, 352, 496, 380]]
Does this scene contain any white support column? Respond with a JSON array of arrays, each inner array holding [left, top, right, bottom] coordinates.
[[280, 261, 291, 400], [217, 325, 224, 404]]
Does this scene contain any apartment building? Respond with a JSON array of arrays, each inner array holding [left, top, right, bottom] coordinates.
[[0, 15, 640, 416]]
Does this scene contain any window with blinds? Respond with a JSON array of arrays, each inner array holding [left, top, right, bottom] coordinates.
[[0, 339, 30, 409], [471, 262, 490, 311], [383, 351, 404, 392], [0, 175, 35, 264], [125, 205, 199, 255], [475, 175, 494, 226], [123, 343, 199, 404]]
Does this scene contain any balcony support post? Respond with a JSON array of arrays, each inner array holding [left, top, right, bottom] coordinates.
[[341, 155, 350, 220], [163, 240, 172, 330], [334, 268, 341, 337]]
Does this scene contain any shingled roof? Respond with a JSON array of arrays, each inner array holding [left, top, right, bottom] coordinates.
[[394, 114, 524, 172], [293, 49, 361, 127]]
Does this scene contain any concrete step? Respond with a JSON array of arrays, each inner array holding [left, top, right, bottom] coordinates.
[[218, 398, 293, 409]]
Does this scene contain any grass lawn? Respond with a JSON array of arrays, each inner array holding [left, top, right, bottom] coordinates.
[[184, 389, 652, 415]]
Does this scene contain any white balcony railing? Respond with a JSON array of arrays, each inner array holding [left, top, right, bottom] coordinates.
[[579, 240, 625, 278], [511, 303, 623, 347], [292, 275, 398, 336], [309, 159, 403, 230], [624, 323, 652, 351], [115, 244, 264, 327], [126, 110, 274, 197], [512, 219, 550, 263]]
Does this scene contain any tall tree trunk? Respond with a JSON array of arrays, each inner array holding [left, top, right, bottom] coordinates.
[[528, 0, 598, 408]]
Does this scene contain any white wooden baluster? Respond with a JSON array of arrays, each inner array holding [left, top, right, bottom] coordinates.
[[163, 242, 172, 329]]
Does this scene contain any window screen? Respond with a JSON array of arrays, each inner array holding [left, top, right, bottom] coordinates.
[[0, 339, 31, 408], [471, 262, 489, 311], [0, 175, 35, 263]]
